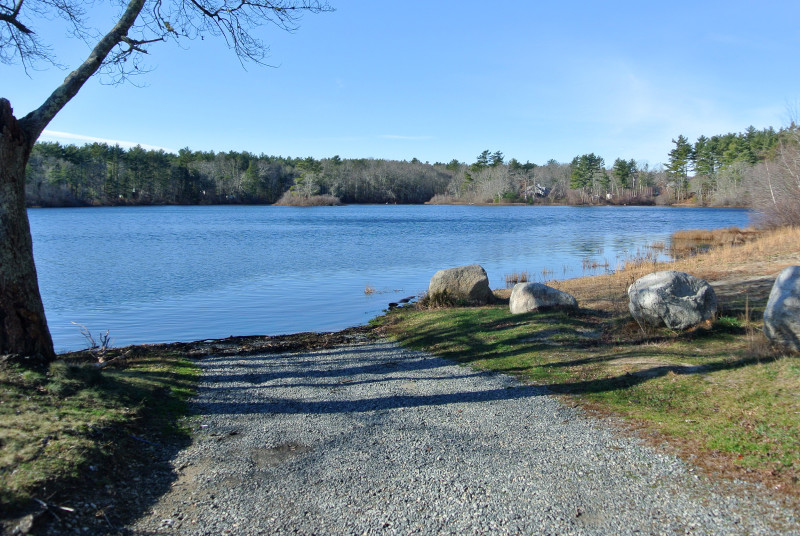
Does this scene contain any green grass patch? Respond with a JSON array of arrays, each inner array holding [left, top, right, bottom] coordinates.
[[0, 350, 199, 515], [378, 301, 800, 492]]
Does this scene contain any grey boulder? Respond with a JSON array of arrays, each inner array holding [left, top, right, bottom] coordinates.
[[763, 266, 800, 352], [628, 270, 717, 330], [510, 283, 578, 314], [428, 264, 491, 305]]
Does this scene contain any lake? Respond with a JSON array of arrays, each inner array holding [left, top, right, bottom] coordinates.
[[28, 204, 751, 352]]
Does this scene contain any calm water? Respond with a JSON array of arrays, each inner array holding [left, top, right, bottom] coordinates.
[[28, 205, 750, 352]]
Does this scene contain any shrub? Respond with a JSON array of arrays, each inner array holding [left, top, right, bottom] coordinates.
[[274, 192, 342, 206], [419, 291, 463, 308]]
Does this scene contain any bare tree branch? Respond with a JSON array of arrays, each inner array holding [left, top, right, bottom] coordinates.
[[19, 0, 148, 137], [0, 0, 33, 34]]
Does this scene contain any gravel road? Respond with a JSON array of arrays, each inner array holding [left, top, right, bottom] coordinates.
[[130, 339, 799, 535]]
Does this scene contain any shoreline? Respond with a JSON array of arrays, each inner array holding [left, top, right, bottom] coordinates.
[[27, 200, 752, 210]]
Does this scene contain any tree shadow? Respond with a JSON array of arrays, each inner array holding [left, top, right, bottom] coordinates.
[[10, 364, 194, 535], [187, 341, 786, 420], [547, 353, 788, 395]]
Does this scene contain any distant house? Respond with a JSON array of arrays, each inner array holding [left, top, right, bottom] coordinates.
[[524, 183, 551, 198]]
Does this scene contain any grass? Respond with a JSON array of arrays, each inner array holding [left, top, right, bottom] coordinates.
[[0, 348, 199, 517], [377, 226, 800, 496]]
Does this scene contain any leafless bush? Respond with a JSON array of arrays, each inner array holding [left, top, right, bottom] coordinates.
[[71, 322, 113, 355], [565, 189, 587, 205], [750, 132, 800, 227]]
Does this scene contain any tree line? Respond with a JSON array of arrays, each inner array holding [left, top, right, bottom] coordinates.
[[24, 143, 454, 206], [24, 124, 796, 217]]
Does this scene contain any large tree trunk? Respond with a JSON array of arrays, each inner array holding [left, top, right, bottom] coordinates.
[[0, 99, 55, 361]]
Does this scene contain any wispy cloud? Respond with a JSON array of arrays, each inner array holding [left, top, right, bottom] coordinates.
[[40, 130, 176, 153], [379, 135, 433, 141], [554, 57, 788, 164]]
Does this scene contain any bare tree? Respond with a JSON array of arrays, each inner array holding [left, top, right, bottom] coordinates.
[[0, 0, 331, 361], [750, 130, 800, 227]]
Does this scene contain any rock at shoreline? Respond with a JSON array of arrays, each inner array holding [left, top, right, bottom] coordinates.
[[628, 271, 717, 330], [509, 283, 578, 314], [763, 266, 800, 352], [428, 265, 491, 306]]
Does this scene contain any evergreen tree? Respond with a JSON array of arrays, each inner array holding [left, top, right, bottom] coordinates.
[[473, 150, 491, 170], [612, 158, 636, 189], [666, 135, 693, 200], [490, 150, 504, 167], [692, 135, 715, 177], [570, 153, 605, 193]]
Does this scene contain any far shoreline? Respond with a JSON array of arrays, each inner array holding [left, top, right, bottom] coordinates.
[[27, 200, 753, 210]]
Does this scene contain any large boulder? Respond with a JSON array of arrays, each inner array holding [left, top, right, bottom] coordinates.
[[428, 264, 491, 305], [763, 266, 800, 352], [510, 282, 577, 314], [628, 270, 717, 330]]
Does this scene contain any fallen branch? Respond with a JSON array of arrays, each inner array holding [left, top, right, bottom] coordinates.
[[93, 349, 132, 369]]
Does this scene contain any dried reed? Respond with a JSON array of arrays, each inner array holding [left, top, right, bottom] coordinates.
[[504, 271, 530, 288]]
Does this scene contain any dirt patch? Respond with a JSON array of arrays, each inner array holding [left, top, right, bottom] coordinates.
[[603, 356, 707, 379], [711, 274, 777, 308], [252, 443, 313, 468]]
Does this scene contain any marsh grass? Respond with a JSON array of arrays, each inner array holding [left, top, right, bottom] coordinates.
[[379, 225, 800, 496], [0, 350, 199, 515], [670, 226, 765, 258], [504, 271, 530, 288]]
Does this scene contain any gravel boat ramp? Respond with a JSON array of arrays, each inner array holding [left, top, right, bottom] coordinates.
[[130, 339, 799, 535]]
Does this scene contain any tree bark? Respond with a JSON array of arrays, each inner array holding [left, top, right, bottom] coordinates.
[[0, 98, 55, 360], [0, 0, 147, 361]]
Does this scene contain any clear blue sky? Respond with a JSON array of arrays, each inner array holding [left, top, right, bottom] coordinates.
[[4, 0, 799, 167]]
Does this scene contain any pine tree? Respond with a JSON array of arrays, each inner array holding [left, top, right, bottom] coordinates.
[[667, 135, 693, 201]]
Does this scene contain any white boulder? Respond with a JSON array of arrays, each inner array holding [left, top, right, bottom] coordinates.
[[509, 282, 578, 314], [763, 266, 800, 352], [628, 271, 717, 330], [428, 264, 491, 305]]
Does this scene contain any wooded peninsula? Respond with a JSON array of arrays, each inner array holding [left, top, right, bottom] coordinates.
[[25, 124, 800, 227]]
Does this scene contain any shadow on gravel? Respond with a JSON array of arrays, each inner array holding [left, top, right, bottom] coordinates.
[[192, 343, 792, 419], [195, 383, 549, 415], [192, 350, 551, 417], [203, 351, 468, 386]]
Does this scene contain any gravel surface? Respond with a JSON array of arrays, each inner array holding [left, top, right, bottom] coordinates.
[[130, 340, 799, 535]]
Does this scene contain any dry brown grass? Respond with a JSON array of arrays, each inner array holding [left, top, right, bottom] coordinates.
[[670, 226, 765, 257]]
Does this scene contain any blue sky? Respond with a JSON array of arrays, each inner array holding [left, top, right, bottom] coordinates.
[[4, 1, 799, 167]]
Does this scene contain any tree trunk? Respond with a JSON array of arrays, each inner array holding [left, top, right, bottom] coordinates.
[[0, 99, 55, 361]]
